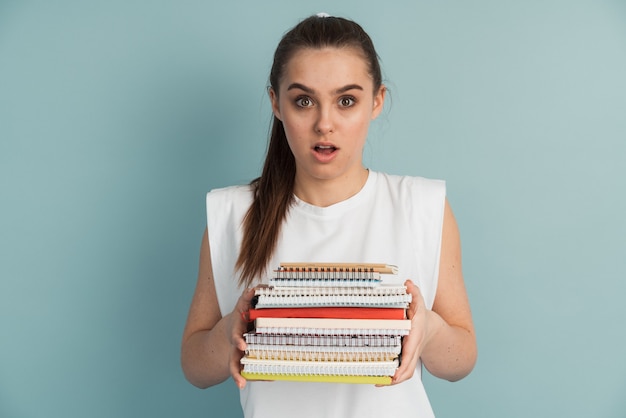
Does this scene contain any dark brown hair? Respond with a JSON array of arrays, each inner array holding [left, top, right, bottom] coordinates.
[[235, 15, 383, 286]]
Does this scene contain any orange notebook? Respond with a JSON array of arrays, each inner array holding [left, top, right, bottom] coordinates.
[[247, 307, 406, 321]]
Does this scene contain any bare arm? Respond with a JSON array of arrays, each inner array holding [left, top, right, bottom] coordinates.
[[392, 199, 477, 384], [181, 228, 254, 388]]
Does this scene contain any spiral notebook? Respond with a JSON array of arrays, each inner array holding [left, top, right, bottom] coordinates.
[[243, 333, 402, 347], [269, 263, 397, 287], [240, 359, 399, 385], [253, 285, 411, 309], [241, 262, 409, 385], [245, 344, 401, 362], [253, 317, 411, 335]]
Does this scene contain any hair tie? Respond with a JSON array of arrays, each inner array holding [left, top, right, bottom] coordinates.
[[316, 12, 331, 18]]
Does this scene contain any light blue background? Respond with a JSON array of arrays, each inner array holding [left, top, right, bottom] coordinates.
[[1, 1, 625, 417]]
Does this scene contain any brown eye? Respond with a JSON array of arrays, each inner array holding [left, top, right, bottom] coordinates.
[[296, 96, 313, 108], [339, 96, 356, 107]]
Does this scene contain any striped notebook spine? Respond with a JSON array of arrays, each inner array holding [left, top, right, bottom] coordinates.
[[253, 285, 411, 309], [245, 344, 401, 362], [241, 358, 399, 377], [243, 333, 402, 347]]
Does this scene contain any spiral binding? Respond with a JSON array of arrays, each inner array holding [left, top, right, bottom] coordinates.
[[271, 266, 382, 287], [245, 344, 401, 362], [240, 358, 400, 377], [254, 285, 412, 308], [244, 332, 402, 347]]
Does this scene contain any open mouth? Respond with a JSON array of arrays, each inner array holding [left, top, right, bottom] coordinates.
[[314, 145, 337, 154]]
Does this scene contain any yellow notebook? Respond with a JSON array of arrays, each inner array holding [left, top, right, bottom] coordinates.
[[240, 358, 399, 386], [241, 371, 392, 385]]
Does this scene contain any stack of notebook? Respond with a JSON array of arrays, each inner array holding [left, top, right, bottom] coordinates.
[[240, 263, 412, 385]]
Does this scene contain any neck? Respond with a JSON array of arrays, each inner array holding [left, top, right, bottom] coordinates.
[[293, 167, 369, 207]]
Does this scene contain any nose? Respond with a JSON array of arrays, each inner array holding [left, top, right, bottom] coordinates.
[[314, 107, 334, 135]]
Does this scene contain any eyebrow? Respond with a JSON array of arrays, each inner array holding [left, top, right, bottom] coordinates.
[[287, 83, 364, 94]]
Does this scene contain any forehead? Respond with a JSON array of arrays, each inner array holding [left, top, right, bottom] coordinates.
[[280, 47, 373, 91]]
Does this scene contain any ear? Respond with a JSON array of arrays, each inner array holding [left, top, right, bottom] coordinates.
[[371, 85, 387, 120], [269, 88, 282, 121]]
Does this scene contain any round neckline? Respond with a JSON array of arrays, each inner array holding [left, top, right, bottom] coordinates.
[[292, 170, 378, 218]]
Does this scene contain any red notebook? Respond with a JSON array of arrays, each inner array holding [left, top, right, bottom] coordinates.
[[247, 306, 406, 321]]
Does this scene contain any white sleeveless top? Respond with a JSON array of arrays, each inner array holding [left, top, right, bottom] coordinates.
[[206, 171, 446, 418]]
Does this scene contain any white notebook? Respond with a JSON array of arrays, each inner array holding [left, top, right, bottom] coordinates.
[[253, 285, 411, 308], [253, 317, 411, 336], [240, 357, 400, 377], [245, 344, 401, 362]]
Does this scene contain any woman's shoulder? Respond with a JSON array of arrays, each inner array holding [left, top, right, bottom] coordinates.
[[373, 171, 446, 193], [206, 183, 254, 209], [208, 183, 253, 197]]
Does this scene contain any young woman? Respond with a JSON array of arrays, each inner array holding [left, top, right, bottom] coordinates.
[[182, 14, 476, 418]]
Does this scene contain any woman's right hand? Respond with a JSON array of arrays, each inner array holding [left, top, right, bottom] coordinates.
[[228, 287, 256, 389]]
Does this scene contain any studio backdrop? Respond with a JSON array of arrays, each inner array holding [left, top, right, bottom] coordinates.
[[1, 1, 625, 417]]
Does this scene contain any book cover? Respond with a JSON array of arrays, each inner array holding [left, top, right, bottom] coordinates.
[[243, 332, 403, 347], [254, 317, 411, 332], [247, 306, 406, 321]]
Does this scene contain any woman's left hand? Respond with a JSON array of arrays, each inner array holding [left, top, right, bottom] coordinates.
[[388, 279, 433, 385]]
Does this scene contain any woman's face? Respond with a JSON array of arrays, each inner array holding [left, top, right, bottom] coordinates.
[[270, 47, 385, 188]]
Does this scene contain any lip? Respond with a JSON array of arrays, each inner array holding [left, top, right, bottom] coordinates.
[[311, 142, 339, 163]]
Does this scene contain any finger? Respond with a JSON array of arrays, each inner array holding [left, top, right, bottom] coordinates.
[[230, 345, 247, 389], [241, 287, 256, 303], [232, 327, 247, 352], [232, 288, 256, 347], [229, 333, 247, 387], [404, 280, 417, 319], [404, 280, 418, 317], [231, 313, 248, 349], [393, 355, 419, 384], [230, 323, 248, 388], [230, 288, 256, 389], [237, 288, 256, 314], [392, 363, 416, 385], [392, 335, 419, 384], [394, 281, 423, 385]]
